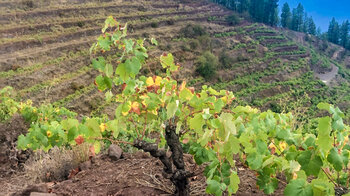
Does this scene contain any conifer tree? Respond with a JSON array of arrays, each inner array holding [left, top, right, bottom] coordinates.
[[296, 3, 304, 32], [308, 16, 316, 35], [281, 2, 291, 28], [340, 20, 349, 48], [328, 17, 340, 44]]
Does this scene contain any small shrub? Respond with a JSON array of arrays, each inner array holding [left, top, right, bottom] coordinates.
[[142, 32, 150, 38], [226, 14, 240, 26], [166, 19, 175, 25], [159, 44, 172, 51], [189, 39, 200, 50], [180, 43, 191, 52], [179, 24, 207, 38], [219, 50, 234, 69], [137, 6, 147, 12], [195, 51, 218, 80], [151, 21, 158, 28], [77, 21, 85, 28], [197, 35, 212, 50], [22, 0, 34, 9], [270, 102, 282, 113]]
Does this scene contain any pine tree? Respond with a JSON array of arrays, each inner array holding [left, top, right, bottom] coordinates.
[[316, 27, 322, 37], [339, 20, 349, 48], [237, 0, 250, 13], [328, 17, 340, 44], [291, 8, 298, 31], [281, 2, 291, 28], [296, 3, 304, 32], [249, 0, 265, 22], [263, 0, 279, 26], [308, 16, 316, 35], [302, 13, 308, 33]]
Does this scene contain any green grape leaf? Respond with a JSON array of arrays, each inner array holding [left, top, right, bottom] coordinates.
[[219, 113, 236, 141], [102, 16, 118, 33], [297, 150, 322, 176], [284, 179, 313, 196], [116, 57, 142, 81], [160, 53, 174, 68], [95, 75, 113, 91], [166, 101, 177, 119], [316, 116, 332, 155], [151, 38, 158, 46], [257, 173, 278, 194], [247, 152, 263, 170], [105, 63, 113, 77], [213, 98, 225, 113], [67, 127, 78, 143], [206, 180, 223, 196], [92, 56, 105, 72], [327, 147, 343, 171], [85, 118, 101, 138], [317, 102, 330, 111], [332, 118, 345, 131], [115, 63, 128, 81], [179, 88, 193, 101], [256, 139, 268, 155], [17, 134, 30, 150], [123, 39, 134, 53], [98, 35, 112, 51], [106, 119, 120, 138], [61, 118, 79, 131], [125, 57, 141, 78], [93, 141, 101, 154], [189, 113, 205, 134], [228, 172, 240, 195], [223, 134, 240, 155], [311, 179, 335, 196]]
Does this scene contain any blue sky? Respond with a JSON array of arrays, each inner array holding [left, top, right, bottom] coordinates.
[[278, 0, 350, 32]]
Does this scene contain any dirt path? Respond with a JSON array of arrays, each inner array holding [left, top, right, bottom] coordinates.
[[315, 64, 339, 84], [315, 48, 344, 85]]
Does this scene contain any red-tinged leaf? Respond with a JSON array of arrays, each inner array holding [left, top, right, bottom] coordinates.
[[89, 145, 96, 157], [75, 135, 84, 145], [132, 107, 141, 115], [188, 87, 195, 94], [68, 168, 80, 179], [121, 83, 127, 91], [183, 138, 189, 144], [270, 147, 276, 155], [147, 86, 154, 92]]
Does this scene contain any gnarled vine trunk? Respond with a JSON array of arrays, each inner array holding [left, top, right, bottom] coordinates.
[[133, 125, 190, 196]]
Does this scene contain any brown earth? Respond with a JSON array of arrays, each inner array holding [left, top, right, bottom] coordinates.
[[3, 149, 285, 196]]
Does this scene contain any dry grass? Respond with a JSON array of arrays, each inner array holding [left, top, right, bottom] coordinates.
[[24, 143, 90, 183]]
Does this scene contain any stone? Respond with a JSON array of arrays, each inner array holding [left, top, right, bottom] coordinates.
[[79, 160, 92, 171], [12, 184, 48, 196], [30, 193, 57, 196], [108, 144, 123, 161]]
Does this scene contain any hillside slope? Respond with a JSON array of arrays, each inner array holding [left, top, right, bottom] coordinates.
[[1, 0, 350, 195], [1, 0, 349, 123]]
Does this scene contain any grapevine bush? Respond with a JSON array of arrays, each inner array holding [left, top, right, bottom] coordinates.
[[1, 16, 349, 195]]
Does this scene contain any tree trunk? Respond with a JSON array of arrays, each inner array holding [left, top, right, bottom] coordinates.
[[165, 124, 190, 196], [133, 125, 190, 196]]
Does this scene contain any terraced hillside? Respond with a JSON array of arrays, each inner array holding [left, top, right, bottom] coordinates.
[[1, 0, 350, 195], [0, 0, 231, 116], [2, 0, 348, 124]]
